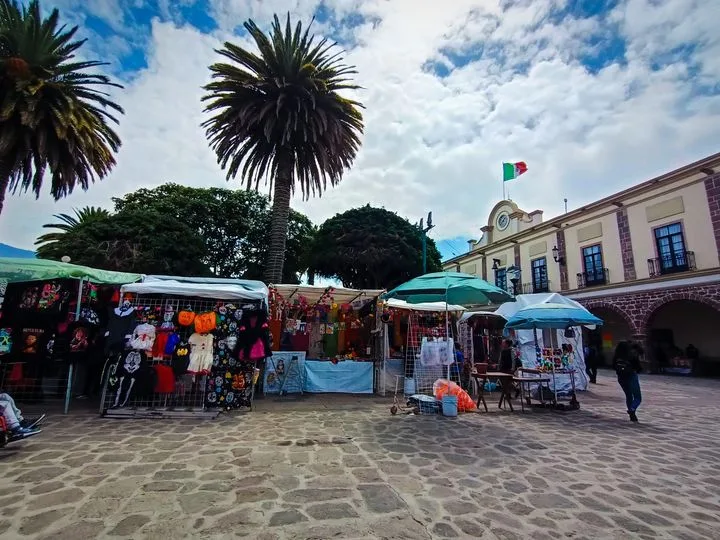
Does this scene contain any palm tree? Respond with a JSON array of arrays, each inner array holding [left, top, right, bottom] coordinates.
[[35, 206, 110, 251], [0, 0, 124, 215], [202, 14, 363, 284]]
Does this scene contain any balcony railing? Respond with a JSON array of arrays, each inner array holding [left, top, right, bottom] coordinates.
[[647, 251, 696, 277], [522, 280, 550, 294], [577, 268, 609, 288]]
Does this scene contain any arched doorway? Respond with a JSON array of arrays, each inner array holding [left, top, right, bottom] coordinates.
[[584, 306, 634, 366], [647, 300, 720, 376]]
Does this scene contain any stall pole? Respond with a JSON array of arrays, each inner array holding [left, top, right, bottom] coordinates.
[[64, 277, 85, 414]]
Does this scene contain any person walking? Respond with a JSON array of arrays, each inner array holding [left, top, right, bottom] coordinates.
[[613, 341, 642, 422], [584, 344, 598, 384]]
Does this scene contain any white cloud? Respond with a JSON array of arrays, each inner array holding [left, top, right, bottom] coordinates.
[[2, 0, 720, 262]]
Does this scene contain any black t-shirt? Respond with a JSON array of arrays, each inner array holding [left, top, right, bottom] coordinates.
[[172, 341, 190, 376]]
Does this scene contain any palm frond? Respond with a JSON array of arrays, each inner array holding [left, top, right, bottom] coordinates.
[[0, 0, 124, 204], [201, 11, 364, 201]]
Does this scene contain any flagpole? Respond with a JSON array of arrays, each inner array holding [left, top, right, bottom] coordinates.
[[502, 164, 506, 201]]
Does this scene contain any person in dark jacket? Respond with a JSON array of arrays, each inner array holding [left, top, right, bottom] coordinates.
[[584, 344, 598, 384], [498, 339, 514, 373], [613, 341, 642, 422]]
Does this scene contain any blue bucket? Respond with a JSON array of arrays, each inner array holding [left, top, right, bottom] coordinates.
[[441, 395, 458, 417], [404, 377, 416, 395]]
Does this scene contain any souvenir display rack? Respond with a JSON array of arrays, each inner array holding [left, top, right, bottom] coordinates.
[[404, 311, 458, 395], [0, 278, 121, 412], [100, 294, 265, 419]]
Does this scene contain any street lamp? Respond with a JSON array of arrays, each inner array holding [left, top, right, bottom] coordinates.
[[507, 265, 521, 295], [418, 212, 434, 274], [552, 245, 565, 265]]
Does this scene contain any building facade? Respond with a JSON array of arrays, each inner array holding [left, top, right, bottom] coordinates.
[[443, 152, 720, 374]]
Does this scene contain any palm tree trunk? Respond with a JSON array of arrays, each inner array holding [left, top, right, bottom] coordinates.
[[264, 167, 293, 284], [0, 161, 10, 216]]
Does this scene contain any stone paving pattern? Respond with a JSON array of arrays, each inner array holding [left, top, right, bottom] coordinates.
[[1, 371, 720, 539]]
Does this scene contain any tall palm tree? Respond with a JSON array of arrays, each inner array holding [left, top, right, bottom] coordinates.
[[35, 205, 110, 250], [202, 14, 364, 284], [0, 0, 124, 215]]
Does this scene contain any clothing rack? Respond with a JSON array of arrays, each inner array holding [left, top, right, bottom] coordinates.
[[100, 294, 264, 419]]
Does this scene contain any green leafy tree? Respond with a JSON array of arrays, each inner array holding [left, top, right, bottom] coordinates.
[[307, 205, 442, 289], [36, 208, 209, 276], [0, 0, 123, 215], [202, 14, 363, 284], [113, 183, 315, 283], [35, 206, 111, 250]]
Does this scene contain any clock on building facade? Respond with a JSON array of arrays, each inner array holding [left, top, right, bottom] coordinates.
[[496, 212, 510, 231]]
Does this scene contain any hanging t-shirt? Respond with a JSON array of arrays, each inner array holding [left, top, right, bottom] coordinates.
[[129, 323, 156, 351], [68, 323, 93, 354], [188, 333, 214, 374], [172, 341, 191, 377], [18, 327, 46, 356], [0, 327, 12, 356], [105, 307, 137, 354]]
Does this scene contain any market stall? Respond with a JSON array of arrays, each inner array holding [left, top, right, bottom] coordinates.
[[99, 278, 269, 418], [267, 284, 383, 394], [382, 272, 515, 398], [0, 257, 142, 413], [458, 311, 507, 367], [378, 298, 466, 396], [498, 293, 603, 405]]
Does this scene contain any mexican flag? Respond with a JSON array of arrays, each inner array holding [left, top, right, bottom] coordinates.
[[503, 162, 528, 181]]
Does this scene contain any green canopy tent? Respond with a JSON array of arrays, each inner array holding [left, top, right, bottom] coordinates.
[[0, 257, 142, 285], [0, 258, 143, 413]]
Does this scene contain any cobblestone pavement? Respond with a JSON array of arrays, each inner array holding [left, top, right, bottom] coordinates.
[[2, 371, 720, 539]]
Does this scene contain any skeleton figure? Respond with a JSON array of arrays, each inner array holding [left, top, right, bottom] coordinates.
[[113, 350, 143, 408]]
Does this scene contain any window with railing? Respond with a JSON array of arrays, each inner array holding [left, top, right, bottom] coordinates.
[[531, 257, 549, 293], [648, 223, 695, 276], [578, 245, 608, 287]]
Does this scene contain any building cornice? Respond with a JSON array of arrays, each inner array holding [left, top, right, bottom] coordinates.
[[442, 152, 720, 266]]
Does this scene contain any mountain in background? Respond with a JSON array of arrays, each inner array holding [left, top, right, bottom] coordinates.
[[0, 243, 35, 258]]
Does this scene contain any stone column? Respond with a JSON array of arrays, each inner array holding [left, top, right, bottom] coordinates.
[[631, 333, 654, 373], [481, 257, 487, 280], [616, 208, 637, 281], [556, 229, 569, 291], [703, 172, 720, 260]]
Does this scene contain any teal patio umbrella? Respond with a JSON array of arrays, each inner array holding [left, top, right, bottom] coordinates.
[[383, 272, 514, 306], [383, 272, 514, 383]]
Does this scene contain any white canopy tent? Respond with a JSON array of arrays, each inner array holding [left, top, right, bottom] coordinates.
[[272, 284, 384, 305], [121, 280, 269, 302], [496, 293, 591, 392], [386, 298, 466, 314]]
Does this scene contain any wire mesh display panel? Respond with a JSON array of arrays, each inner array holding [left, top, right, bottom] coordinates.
[[0, 359, 70, 405], [100, 294, 263, 419], [404, 312, 459, 396]]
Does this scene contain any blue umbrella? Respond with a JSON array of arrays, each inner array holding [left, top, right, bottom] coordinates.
[[383, 272, 514, 306], [504, 302, 603, 330]]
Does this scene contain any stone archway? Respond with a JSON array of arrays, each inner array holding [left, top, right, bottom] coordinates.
[[580, 302, 637, 365], [639, 293, 720, 336], [642, 294, 720, 376], [580, 301, 638, 335]]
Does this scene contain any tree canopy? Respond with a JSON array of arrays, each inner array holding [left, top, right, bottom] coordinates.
[[113, 184, 314, 283], [202, 13, 363, 283], [35, 206, 111, 250], [36, 207, 209, 276], [307, 205, 442, 289]]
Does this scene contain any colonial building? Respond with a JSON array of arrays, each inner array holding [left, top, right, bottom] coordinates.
[[443, 152, 720, 374]]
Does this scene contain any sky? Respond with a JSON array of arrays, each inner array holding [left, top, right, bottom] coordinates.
[[2, 0, 720, 264]]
